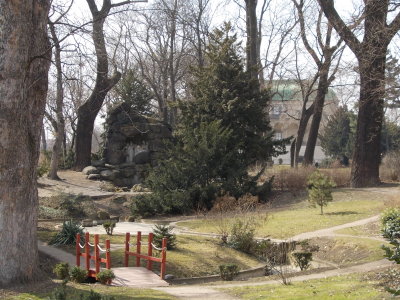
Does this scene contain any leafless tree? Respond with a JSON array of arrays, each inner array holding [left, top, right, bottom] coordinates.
[[318, 0, 400, 187]]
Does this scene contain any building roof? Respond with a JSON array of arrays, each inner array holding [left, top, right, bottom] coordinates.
[[270, 80, 337, 102]]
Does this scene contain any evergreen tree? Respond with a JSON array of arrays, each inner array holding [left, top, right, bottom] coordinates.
[[180, 23, 286, 194], [138, 24, 286, 215], [114, 69, 153, 115], [319, 107, 355, 165]]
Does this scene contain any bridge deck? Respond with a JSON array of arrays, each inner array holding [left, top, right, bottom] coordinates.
[[111, 267, 169, 287]]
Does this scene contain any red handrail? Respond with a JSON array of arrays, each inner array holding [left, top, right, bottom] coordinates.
[[124, 231, 167, 279]]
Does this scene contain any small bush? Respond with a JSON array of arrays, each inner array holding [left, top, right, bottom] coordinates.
[[130, 194, 163, 218], [381, 208, 400, 264], [37, 151, 51, 177], [50, 221, 84, 246], [291, 251, 312, 271], [153, 225, 177, 250], [228, 219, 256, 254], [53, 263, 70, 280], [48, 281, 67, 300], [103, 221, 116, 235], [69, 266, 87, 283], [219, 264, 239, 281], [58, 193, 86, 218], [96, 269, 116, 285], [307, 171, 336, 214], [97, 210, 110, 220], [80, 290, 116, 300]]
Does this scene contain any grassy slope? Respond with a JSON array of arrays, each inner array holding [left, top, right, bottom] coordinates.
[[7, 283, 175, 300], [223, 274, 390, 300], [177, 189, 386, 239]]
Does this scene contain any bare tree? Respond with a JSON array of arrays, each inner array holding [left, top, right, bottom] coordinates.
[[74, 0, 145, 170], [292, 0, 343, 166], [318, 0, 400, 187], [0, 0, 51, 285]]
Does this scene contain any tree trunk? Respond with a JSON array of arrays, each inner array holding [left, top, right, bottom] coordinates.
[[245, 0, 258, 81], [303, 62, 330, 166], [0, 1, 51, 286], [41, 127, 47, 151], [293, 104, 314, 167], [74, 1, 121, 170], [48, 22, 65, 180], [350, 53, 386, 187]]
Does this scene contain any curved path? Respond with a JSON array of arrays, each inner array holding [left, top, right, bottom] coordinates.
[[152, 214, 391, 300]]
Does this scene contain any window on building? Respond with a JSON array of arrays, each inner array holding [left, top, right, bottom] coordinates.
[[274, 132, 282, 140]]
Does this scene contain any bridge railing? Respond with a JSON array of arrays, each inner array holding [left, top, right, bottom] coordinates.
[[124, 231, 167, 279], [76, 232, 111, 278]]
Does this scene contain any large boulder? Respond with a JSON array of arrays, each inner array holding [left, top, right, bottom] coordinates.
[[82, 166, 99, 175]]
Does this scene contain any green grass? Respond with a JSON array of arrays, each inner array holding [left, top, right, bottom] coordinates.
[[310, 237, 387, 266], [6, 282, 175, 300], [177, 189, 386, 239], [335, 223, 382, 237], [222, 274, 390, 299], [110, 235, 262, 278]]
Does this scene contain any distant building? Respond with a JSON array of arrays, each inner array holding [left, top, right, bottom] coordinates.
[[268, 81, 339, 164]]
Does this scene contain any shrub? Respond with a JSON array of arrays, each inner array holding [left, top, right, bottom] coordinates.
[[96, 269, 115, 285], [103, 221, 116, 235], [69, 266, 87, 283], [50, 221, 84, 246], [131, 194, 163, 218], [278, 158, 283, 165], [53, 263, 70, 280], [58, 193, 86, 218], [381, 208, 400, 264], [97, 210, 110, 220], [48, 281, 67, 300], [307, 171, 336, 214], [228, 219, 256, 254], [153, 225, 177, 250], [79, 290, 116, 300], [37, 151, 51, 177], [269, 167, 315, 192], [291, 252, 312, 271], [219, 264, 239, 281]]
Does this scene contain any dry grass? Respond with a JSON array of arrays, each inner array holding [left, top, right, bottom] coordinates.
[[263, 166, 350, 192], [380, 151, 400, 182]]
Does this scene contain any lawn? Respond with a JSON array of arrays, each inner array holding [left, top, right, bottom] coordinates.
[[309, 237, 387, 266], [4, 282, 175, 300], [334, 222, 382, 237], [177, 189, 387, 239], [222, 273, 391, 300]]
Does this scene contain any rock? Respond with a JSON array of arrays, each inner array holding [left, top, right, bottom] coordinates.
[[134, 151, 150, 164], [164, 274, 175, 280], [125, 216, 135, 222], [100, 170, 116, 180], [92, 159, 105, 167], [121, 168, 136, 177], [88, 174, 101, 180], [82, 219, 93, 227], [131, 184, 150, 192], [82, 166, 98, 175], [110, 215, 119, 222]]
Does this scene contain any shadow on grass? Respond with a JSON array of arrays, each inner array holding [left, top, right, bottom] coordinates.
[[325, 211, 359, 216]]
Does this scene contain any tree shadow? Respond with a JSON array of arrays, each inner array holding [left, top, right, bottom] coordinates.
[[325, 211, 359, 216]]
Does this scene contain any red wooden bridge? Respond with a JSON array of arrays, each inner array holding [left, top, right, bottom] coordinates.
[[75, 231, 169, 287]]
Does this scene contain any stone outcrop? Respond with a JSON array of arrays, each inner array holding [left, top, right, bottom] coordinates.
[[84, 103, 172, 187]]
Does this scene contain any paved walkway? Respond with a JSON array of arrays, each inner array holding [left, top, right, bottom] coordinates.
[[112, 267, 169, 287]]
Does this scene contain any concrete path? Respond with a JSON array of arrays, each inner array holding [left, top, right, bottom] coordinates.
[[38, 241, 76, 266], [290, 215, 380, 241], [84, 222, 156, 235], [154, 259, 393, 299]]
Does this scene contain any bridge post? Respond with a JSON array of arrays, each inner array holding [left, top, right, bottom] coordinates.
[[160, 237, 167, 279], [136, 231, 141, 267], [85, 232, 90, 271], [125, 232, 130, 267], [106, 239, 111, 269], [147, 232, 153, 271], [94, 234, 100, 274], [76, 233, 81, 267]]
